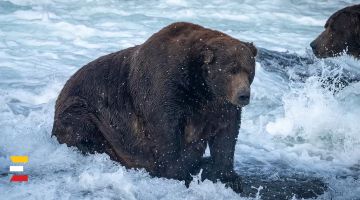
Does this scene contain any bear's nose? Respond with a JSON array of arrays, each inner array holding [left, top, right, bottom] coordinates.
[[310, 41, 317, 50], [237, 91, 250, 104]]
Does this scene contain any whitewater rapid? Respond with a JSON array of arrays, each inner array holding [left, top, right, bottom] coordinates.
[[0, 0, 359, 199]]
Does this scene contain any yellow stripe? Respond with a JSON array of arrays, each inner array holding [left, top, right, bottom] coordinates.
[[10, 156, 28, 163]]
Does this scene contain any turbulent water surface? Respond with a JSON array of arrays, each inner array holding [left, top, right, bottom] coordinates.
[[0, 0, 360, 199]]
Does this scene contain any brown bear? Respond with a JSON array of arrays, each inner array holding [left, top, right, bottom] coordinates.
[[310, 4, 360, 58], [52, 22, 257, 193]]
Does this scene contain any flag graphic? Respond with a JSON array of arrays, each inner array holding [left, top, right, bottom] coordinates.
[[10, 156, 29, 163], [9, 155, 28, 182], [10, 175, 29, 182], [9, 166, 23, 172]]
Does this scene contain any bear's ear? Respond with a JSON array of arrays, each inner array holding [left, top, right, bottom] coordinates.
[[245, 42, 257, 57], [202, 49, 214, 64]]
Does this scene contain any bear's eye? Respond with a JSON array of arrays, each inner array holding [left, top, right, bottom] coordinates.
[[228, 67, 240, 74], [324, 21, 329, 28]]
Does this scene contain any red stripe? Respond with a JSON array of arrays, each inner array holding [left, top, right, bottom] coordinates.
[[10, 175, 28, 182]]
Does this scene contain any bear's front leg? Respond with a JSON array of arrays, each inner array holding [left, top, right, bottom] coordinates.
[[201, 120, 243, 193], [149, 115, 206, 184]]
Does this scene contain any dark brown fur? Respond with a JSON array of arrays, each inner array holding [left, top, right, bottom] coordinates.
[[311, 4, 360, 58], [52, 22, 257, 193]]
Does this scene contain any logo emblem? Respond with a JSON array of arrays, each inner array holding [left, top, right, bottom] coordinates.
[[9, 156, 28, 182]]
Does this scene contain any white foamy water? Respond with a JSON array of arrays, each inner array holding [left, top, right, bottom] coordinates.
[[0, 0, 359, 199]]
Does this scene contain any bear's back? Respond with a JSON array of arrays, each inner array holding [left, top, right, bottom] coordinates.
[[55, 47, 137, 116]]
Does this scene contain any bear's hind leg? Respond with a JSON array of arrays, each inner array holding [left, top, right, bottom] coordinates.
[[52, 98, 118, 161]]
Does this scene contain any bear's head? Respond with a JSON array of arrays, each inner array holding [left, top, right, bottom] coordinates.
[[199, 38, 257, 107], [310, 4, 360, 58]]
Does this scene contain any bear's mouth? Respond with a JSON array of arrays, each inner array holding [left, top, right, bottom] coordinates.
[[229, 96, 250, 107], [236, 98, 250, 107]]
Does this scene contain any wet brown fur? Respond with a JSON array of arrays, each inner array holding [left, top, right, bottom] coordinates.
[[311, 4, 360, 58], [52, 22, 257, 193]]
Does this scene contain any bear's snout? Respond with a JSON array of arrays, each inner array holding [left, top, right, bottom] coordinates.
[[310, 36, 329, 58], [236, 89, 250, 106], [310, 39, 321, 57], [227, 72, 252, 107], [310, 40, 317, 52]]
